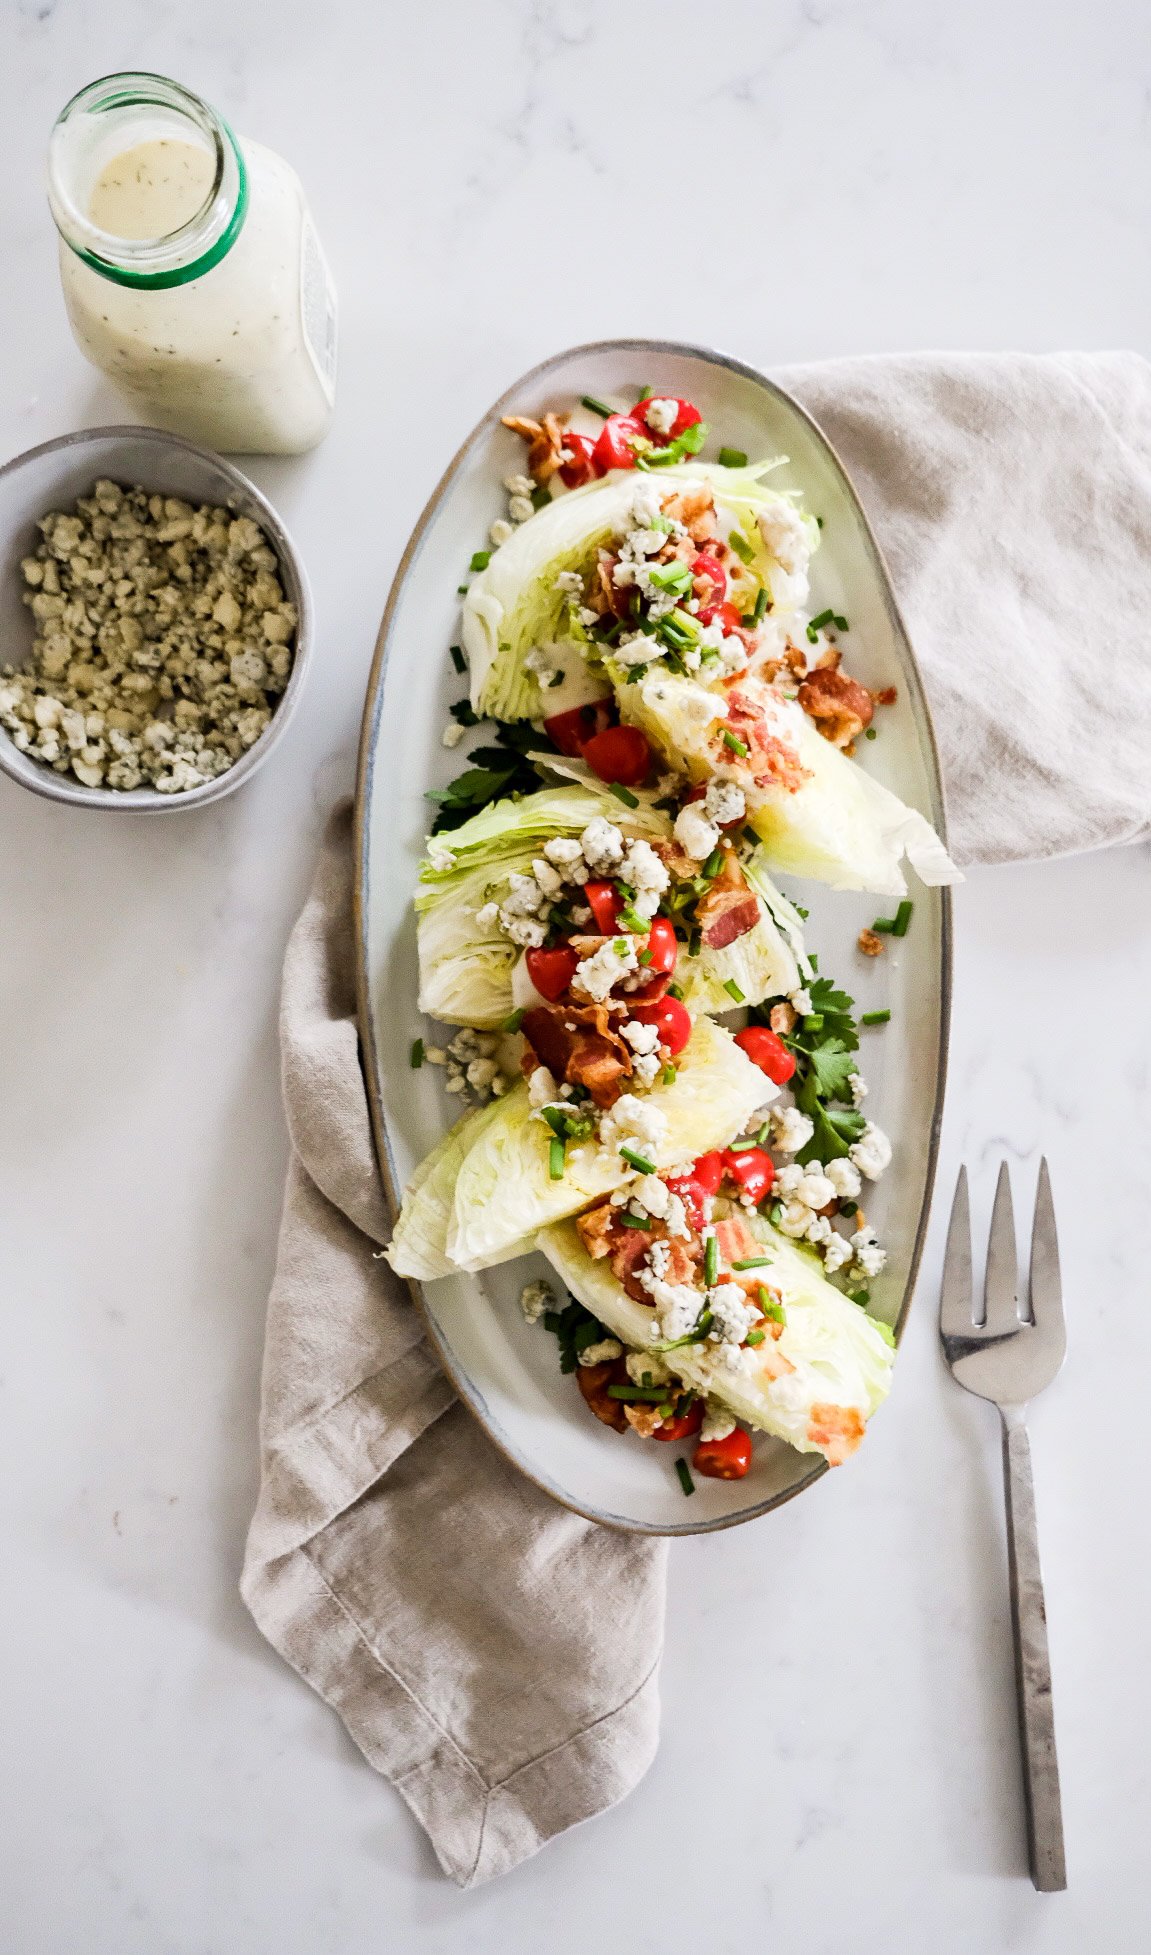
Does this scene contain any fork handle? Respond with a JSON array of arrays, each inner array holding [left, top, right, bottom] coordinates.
[[1000, 1407, 1067, 1890]]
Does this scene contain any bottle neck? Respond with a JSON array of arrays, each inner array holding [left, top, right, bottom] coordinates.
[[48, 71, 248, 290]]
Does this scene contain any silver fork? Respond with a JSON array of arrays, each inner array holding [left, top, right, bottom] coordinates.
[[940, 1159, 1068, 1892]]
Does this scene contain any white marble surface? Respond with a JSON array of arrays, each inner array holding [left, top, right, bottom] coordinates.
[[2, 2, 1149, 1948]]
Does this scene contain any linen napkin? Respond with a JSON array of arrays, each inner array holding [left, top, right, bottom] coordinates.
[[242, 351, 1151, 1889]]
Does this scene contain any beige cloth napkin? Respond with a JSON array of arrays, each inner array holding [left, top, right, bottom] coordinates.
[[242, 352, 1151, 1889]]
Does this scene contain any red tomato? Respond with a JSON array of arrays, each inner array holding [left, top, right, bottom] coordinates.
[[630, 993, 691, 1056], [653, 1398, 704, 1443], [721, 1146, 775, 1205], [691, 553, 727, 606], [693, 1428, 752, 1480], [643, 915, 678, 975], [558, 431, 597, 487], [543, 700, 614, 758], [665, 1149, 722, 1229], [524, 944, 578, 1002], [592, 413, 647, 475], [584, 880, 623, 934], [734, 1024, 796, 1085], [637, 396, 703, 444], [692, 1151, 726, 1195], [695, 597, 744, 633], [582, 723, 650, 787]]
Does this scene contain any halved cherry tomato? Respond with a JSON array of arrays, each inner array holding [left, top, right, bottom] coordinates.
[[584, 880, 623, 934], [721, 1145, 775, 1206], [696, 597, 744, 633], [666, 1148, 723, 1229], [543, 699, 614, 758], [693, 1428, 752, 1479], [653, 1398, 704, 1442], [582, 723, 651, 787], [559, 431, 597, 488], [592, 413, 647, 475], [638, 396, 703, 444], [525, 944, 578, 1002], [642, 915, 678, 975], [629, 992, 691, 1056], [734, 1024, 796, 1085], [691, 553, 727, 606]]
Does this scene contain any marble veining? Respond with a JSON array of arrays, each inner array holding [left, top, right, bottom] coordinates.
[[1, 0, 1149, 1949]]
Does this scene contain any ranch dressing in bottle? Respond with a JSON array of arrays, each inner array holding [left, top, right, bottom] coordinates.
[[48, 72, 337, 454]]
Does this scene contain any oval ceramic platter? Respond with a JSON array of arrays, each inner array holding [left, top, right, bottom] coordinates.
[[355, 339, 951, 1535]]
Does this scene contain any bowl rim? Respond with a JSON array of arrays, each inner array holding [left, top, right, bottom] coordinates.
[[0, 422, 312, 811]]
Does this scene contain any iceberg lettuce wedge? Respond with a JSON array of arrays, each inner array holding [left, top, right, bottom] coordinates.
[[538, 1213, 894, 1465], [386, 1016, 772, 1277]]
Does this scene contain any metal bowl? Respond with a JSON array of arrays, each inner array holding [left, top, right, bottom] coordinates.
[[0, 425, 312, 811]]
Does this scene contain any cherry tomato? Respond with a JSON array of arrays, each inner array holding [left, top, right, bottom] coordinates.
[[665, 1149, 723, 1229], [525, 944, 578, 1002], [584, 880, 623, 934], [691, 553, 727, 606], [582, 723, 651, 787], [558, 431, 597, 488], [629, 992, 691, 1057], [638, 396, 703, 444], [543, 700, 614, 759], [696, 597, 744, 634], [692, 1151, 726, 1195], [653, 1398, 704, 1443], [734, 1024, 796, 1085], [721, 1145, 775, 1205], [693, 1428, 752, 1479], [592, 413, 646, 475], [643, 915, 678, 975]]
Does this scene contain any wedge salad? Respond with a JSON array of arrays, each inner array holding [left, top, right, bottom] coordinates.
[[388, 384, 959, 1492]]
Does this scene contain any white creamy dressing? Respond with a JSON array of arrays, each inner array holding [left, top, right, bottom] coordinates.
[[59, 133, 336, 454]]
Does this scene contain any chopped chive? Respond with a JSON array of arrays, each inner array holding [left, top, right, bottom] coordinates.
[[741, 825, 759, 850], [839, 1200, 859, 1218], [581, 394, 614, 418], [755, 1122, 772, 1148], [717, 446, 748, 468], [769, 1201, 784, 1226], [728, 530, 754, 566], [862, 1009, 891, 1025], [871, 916, 896, 933], [795, 904, 809, 920], [745, 1329, 765, 1346], [619, 1144, 656, 1174], [530, 484, 550, 511], [637, 947, 653, 966], [457, 585, 468, 595], [501, 1008, 525, 1033], [469, 550, 492, 572], [808, 608, 835, 632], [666, 981, 684, 1000], [751, 587, 769, 624], [892, 899, 913, 937], [634, 385, 654, 404], [661, 1063, 677, 1085], [607, 1384, 668, 1402], [449, 643, 466, 673], [847, 1287, 871, 1306], [619, 1212, 651, 1230], [609, 782, 640, 808], [688, 927, 702, 958], [549, 1137, 566, 1180], [832, 614, 849, 630], [722, 731, 749, 757], [865, 727, 878, 740], [704, 1234, 719, 1285], [732, 1256, 771, 1271], [613, 937, 630, 957], [410, 1038, 425, 1068], [702, 847, 723, 879], [757, 1289, 785, 1325], [723, 979, 746, 1004], [675, 1457, 695, 1496]]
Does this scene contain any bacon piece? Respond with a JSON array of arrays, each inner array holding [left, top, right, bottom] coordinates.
[[660, 484, 718, 543], [501, 412, 569, 484], [695, 844, 761, 950], [624, 1403, 666, 1438], [576, 1358, 629, 1432], [654, 837, 700, 882], [857, 927, 884, 957], [576, 1200, 616, 1260], [807, 1401, 866, 1465], [725, 688, 809, 793], [715, 1216, 761, 1265], [521, 1002, 632, 1109], [796, 667, 874, 749], [576, 1198, 702, 1302]]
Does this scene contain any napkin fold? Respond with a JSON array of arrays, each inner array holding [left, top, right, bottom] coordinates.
[[243, 351, 1151, 1888]]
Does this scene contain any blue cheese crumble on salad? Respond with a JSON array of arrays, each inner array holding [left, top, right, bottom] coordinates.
[[389, 381, 961, 1487]]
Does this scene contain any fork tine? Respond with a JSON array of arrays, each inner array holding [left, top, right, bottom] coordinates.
[[940, 1165, 974, 1338], [1028, 1158, 1065, 1343], [983, 1160, 1021, 1335]]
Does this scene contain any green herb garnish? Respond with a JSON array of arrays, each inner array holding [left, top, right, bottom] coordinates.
[[619, 1144, 656, 1175], [704, 1233, 719, 1286], [410, 1038, 424, 1068], [723, 978, 746, 1004], [722, 731, 749, 757], [675, 1458, 695, 1496], [717, 446, 748, 468], [449, 643, 466, 674], [892, 900, 913, 938], [609, 782, 640, 809], [548, 1137, 566, 1180], [501, 1008, 525, 1033], [862, 1009, 891, 1025], [728, 530, 754, 566], [581, 394, 614, 418], [469, 550, 492, 572], [732, 1256, 771, 1271]]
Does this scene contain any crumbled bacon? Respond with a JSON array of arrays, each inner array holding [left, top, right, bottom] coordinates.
[[857, 927, 884, 957], [807, 1401, 866, 1465], [724, 688, 809, 793], [501, 412, 569, 483], [624, 1403, 666, 1439], [654, 836, 701, 882], [660, 484, 718, 543], [873, 685, 898, 707], [521, 1002, 632, 1109], [796, 667, 874, 749], [695, 844, 761, 950], [576, 1197, 701, 1303], [769, 1001, 797, 1036], [576, 1358, 629, 1431]]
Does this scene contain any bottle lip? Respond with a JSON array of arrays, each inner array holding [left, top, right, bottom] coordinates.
[[48, 71, 248, 290]]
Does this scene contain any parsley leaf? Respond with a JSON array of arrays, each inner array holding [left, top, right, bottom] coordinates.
[[428, 718, 558, 833]]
